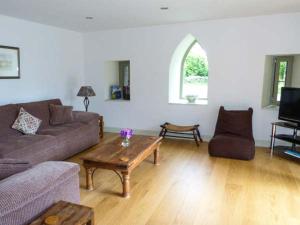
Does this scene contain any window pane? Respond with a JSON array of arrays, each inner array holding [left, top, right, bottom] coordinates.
[[182, 42, 208, 99], [277, 81, 285, 101], [278, 61, 287, 82], [182, 76, 208, 99]]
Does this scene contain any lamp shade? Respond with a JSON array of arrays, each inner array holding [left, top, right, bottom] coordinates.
[[77, 86, 96, 97]]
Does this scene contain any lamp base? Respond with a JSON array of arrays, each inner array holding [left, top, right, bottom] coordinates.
[[83, 97, 89, 112]]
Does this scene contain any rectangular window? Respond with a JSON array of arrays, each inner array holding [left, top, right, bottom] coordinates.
[[271, 56, 293, 104]]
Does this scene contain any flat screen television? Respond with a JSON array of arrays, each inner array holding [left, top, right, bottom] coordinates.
[[279, 87, 300, 126]]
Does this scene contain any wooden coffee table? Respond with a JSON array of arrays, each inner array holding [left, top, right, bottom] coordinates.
[[81, 135, 162, 198]]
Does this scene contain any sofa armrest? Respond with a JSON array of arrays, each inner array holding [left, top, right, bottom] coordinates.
[[73, 111, 99, 124], [0, 161, 80, 225]]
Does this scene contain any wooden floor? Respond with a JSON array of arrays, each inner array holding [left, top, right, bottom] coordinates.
[[68, 133, 300, 225]]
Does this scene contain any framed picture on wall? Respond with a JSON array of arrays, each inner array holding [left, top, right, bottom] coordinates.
[[0, 45, 20, 79]]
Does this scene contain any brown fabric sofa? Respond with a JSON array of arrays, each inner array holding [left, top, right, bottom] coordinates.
[[0, 161, 80, 225], [0, 99, 100, 225], [0, 99, 100, 165], [208, 106, 255, 160]]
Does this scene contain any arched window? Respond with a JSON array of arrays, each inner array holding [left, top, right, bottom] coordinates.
[[169, 34, 208, 104], [181, 41, 208, 100]]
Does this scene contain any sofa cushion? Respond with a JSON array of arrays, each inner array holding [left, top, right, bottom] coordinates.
[[17, 99, 62, 129], [208, 134, 255, 160], [38, 122, 86, 136], [73, 111, 99, 124], [0, 135, 62, 165], [0, 104, 21, 137], [0, 158, 31, 180], [49, 104, 73, 125], [38, 122, 99, 159], [12, 107, 42, 135]]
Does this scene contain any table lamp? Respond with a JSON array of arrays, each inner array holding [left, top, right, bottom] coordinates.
[[77, 86, 96, 112]]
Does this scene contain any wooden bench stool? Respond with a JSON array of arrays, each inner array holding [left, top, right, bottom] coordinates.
[[159, 122, 203, 146]]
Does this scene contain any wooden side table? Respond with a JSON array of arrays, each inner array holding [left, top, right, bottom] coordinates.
[[29, 201, 94, 225], [99, 116, 104, 138]]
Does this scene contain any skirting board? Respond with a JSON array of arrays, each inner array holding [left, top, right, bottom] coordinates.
[[104, 127, 270, 147]]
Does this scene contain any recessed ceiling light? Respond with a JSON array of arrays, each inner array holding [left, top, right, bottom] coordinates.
[[85, 16, 94, 20], [160, 7, 168, 10]]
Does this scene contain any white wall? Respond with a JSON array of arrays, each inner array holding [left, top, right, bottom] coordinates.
[[5, 11, 300, 144], [83, 13, 300, 144], [0, 15, 84, 109], [292, 55, 300, 87]]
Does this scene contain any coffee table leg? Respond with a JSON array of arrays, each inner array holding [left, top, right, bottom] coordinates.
[[121, 171, 130, 198], [86, 167, 96, 191], [154, 147, 160, 165]]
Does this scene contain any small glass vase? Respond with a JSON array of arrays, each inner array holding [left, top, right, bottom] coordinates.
[[121, 137, 130, 147]]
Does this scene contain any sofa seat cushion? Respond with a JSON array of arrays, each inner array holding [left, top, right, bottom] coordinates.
[[38, 122, 99, 159], [0, 135, 62, 165], [208, 134, 255, 160], [37, 122, 85, 136]]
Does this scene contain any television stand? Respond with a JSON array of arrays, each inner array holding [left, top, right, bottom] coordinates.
[[270, 121, 300, 157]]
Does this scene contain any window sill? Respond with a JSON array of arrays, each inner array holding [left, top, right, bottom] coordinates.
[[105, 99, 130, 102], [262, 104, 279, 110], [169, 99, 208, 105]]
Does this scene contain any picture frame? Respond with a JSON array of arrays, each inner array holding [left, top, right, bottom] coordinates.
[[0, 45, 20, 79]]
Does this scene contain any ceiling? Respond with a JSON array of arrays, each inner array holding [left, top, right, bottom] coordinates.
[[0, 0, 300, 32]]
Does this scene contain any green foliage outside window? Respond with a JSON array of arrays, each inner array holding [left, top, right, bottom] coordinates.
[[183, 55, 208, 77], [279, 62, 287, 81]]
